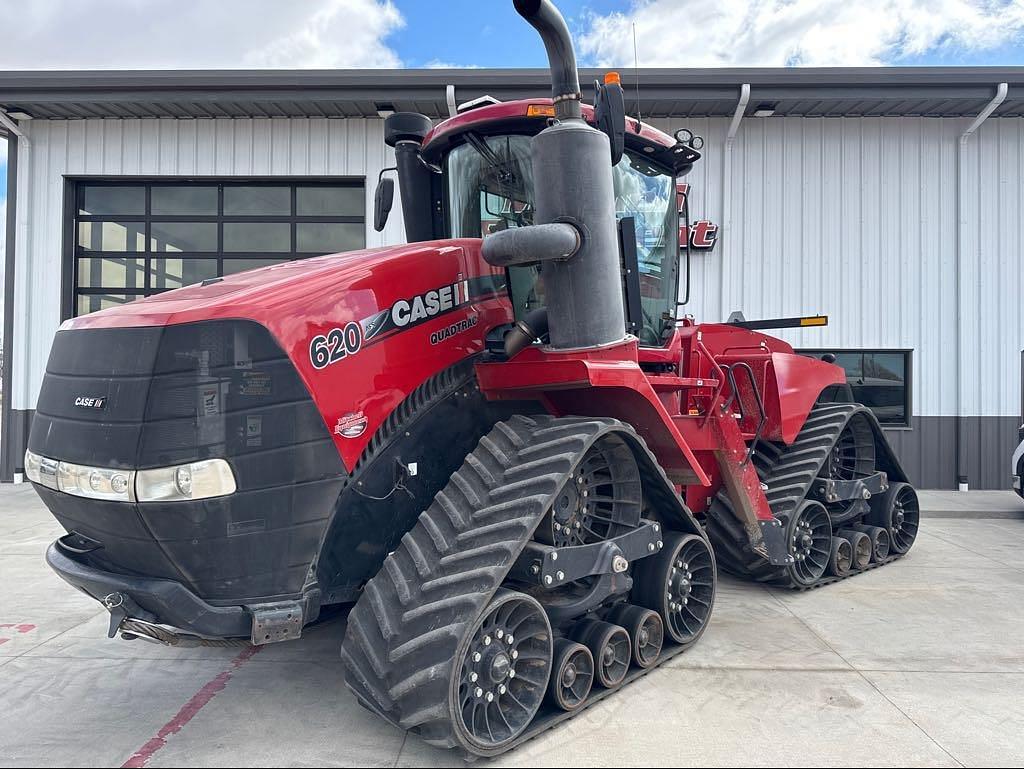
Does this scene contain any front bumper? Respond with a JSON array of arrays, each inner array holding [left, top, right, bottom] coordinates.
[[47, 538, 252, 640]]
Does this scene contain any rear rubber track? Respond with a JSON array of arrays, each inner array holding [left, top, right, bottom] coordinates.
[[340, 413, 705, 756], [706, 403, 909, 589]]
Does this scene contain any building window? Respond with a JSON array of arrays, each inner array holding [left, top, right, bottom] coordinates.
[[71, 180, 365, 316], [798, 349, 912, 427]]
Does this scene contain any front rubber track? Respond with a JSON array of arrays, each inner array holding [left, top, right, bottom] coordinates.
[[340, 414, 692, 756]]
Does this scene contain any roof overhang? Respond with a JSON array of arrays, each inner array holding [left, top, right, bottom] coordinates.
[[0, 67, 1021, 121]]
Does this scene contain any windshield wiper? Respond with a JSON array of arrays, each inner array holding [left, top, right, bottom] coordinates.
[[465, 132, 517, 186]]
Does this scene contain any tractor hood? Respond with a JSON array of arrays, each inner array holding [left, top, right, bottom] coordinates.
[[66, 239, 492, 333], [50, 238, 511, 471]]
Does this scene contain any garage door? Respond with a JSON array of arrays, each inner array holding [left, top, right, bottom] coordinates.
[[71, 179, 365, 316]]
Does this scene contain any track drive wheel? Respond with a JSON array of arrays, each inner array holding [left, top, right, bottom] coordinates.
[[786, 501, 833, 586], [606, 604, 664, 668], [828, 536, 853, 577], [633, 532, 716, 645], [547, 639, 594, 712], [571, 620, 630, 688], [453, 589, 552, 753], [822, 415, 876, 481], [869, 482, 920, 555]]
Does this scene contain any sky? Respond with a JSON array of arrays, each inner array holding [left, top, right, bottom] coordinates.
[[2, 0, 1024, 267], [0, 0, 1021, 71]]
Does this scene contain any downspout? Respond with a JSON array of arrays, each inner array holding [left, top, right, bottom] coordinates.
[[955, 82, 1007, 491], [445, 84, 457, 118], [0, 110, 30, 483], [719, 83, 750, 321]]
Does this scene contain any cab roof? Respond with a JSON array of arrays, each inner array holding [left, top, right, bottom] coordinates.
[[419, 98, 699, 174]]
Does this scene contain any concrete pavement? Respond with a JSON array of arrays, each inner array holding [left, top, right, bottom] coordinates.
[[918, 489, 1024, 519], [2, 484, 1024, 767]]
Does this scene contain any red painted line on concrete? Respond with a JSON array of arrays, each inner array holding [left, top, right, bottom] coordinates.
[[0, 623, 35, 644], [121, 644, 263, 768]]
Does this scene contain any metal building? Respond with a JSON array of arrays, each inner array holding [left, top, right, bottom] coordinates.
[[2, 68, 1022, 488]]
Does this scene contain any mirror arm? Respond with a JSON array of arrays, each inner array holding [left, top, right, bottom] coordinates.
[[677, 195, 692, 309]]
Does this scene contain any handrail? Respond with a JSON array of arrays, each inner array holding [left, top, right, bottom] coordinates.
[[719, 364, 743, 417], [694, 335, 728, 428], [729, 361, 767, 466]]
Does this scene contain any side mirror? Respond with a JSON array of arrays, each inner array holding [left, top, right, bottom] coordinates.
[[594, 78, 626, 165], [373, 177, 395, 232]]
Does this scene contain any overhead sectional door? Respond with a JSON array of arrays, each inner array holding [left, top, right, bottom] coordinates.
[[72, 180, 365, 316]]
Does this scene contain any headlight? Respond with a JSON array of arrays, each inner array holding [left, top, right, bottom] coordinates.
[[57, 461, 134, 502], [25, 450, 60, 490], [136, 459, 236, 502], [24, 450, 44, 484], [24, 450, 235, 503]]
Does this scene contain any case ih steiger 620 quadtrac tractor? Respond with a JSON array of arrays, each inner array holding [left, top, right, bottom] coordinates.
[[27, 0, 919, 757]]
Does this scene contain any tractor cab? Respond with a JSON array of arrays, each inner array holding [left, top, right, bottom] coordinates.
[[381, 99, 703, 347]]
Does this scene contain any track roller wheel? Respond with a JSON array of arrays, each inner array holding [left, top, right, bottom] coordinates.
[[785, 501, 833, 585], [453, 589, 552, 753], [869, 482, 919, 555], [606, 604, 664, 669], [828, 536, 852, 577], [633, 532, 716, 645], [547, 639, 594, 712], [838, 529, 872, 569], [571, 620, 630, 688], [853, 524, 891, 562]]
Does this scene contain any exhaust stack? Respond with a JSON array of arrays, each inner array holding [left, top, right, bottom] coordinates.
[[513, 0, 582, 120], [483, 0, 626, 350]]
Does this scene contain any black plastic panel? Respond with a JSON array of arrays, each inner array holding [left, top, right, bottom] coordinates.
[[30, 319, 348, 602]]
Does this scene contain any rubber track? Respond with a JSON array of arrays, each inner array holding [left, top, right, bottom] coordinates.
[[706, 403, 904, 589], [340, 414, 683, 755]]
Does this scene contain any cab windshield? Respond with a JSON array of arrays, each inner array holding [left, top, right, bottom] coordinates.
[[446, 133, 679, 346]]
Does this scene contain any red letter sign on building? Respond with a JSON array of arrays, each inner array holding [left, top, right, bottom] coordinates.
[[677, 183, 719, 252]]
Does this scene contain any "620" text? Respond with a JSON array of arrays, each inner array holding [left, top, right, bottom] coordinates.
[[310, 322, 363, 370]]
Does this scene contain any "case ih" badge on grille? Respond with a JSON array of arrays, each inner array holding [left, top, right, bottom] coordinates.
[[73, 396, 106, 410]]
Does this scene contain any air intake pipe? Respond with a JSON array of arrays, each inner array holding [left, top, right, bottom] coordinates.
[[482, 0, 626, 350]]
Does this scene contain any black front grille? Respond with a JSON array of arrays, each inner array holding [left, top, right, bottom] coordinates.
[[31, 320, 347, 601]]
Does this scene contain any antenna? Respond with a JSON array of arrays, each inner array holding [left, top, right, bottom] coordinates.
[[632, 23, 642, 132]]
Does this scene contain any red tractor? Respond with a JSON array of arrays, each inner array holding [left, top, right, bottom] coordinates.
[[27, 0, 919, 757]]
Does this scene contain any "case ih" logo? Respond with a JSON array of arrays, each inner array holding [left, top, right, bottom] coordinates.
[[74, 396, 106, 410]]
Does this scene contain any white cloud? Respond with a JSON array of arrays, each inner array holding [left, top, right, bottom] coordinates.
[[578, 0, 1024, 67], [245, 0, 403, 68], [423, 60, 483, 69], [0, 0, 404, 69]]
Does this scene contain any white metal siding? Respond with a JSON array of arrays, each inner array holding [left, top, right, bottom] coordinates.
[[11, 114, 1024, 422], [11, 117, 403, 411], [650, 115, 1024, 419], [960, 118, 1024, 418]]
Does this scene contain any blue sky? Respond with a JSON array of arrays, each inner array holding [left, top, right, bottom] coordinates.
[[393, 0, 625, 68], [388, 1, 1024, 68]]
